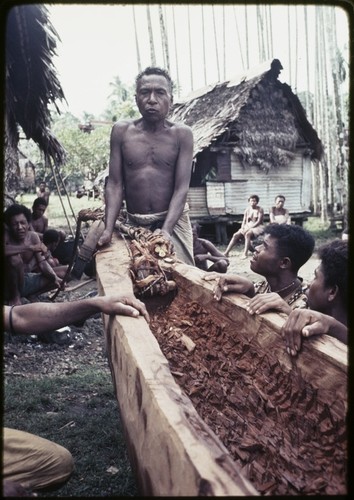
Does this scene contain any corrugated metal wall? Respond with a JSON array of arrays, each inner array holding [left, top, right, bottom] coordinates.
[[188, 151, 312, 218]]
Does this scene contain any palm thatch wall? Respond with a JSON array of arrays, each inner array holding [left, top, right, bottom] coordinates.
[[169, 59, 323, 173], [4, 4, 66, 200]]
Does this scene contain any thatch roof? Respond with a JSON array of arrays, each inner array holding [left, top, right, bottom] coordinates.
[[169, 59, 323, 170], [5, 4, 67, 165]]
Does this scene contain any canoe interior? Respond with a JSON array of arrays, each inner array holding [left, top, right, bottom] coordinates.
[[96, 234, 347, 496]]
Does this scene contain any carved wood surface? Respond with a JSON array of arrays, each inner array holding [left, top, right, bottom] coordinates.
[[96, 234, 347, 495]]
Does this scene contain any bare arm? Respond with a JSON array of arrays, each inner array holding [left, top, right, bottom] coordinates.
[[195, 239, 229, 264], [4, 294, 150, 335], [203, 273, 255, 300], [98, 123, 126, 247], [269, 207, 276, 223], [161, 125, 194, 236]]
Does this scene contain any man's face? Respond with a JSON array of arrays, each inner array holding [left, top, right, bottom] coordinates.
[[32, 204, 46, 219], [135, 74, 172, 121], [307, 264, 329, 313], [9, 214, 29, 242], [250, 234, 282, 277], [275, 197, 285, 208]]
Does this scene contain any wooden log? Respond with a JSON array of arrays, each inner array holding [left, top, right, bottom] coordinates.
[[95, 233, 347, 496], [96, 234, 257, 495]]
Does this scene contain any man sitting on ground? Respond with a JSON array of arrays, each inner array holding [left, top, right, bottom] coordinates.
[[192, 223, 229, 273], [4, 204, 68, 305]]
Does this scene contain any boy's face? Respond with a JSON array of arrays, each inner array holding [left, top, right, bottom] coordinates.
[[307, 264, 329, 313]]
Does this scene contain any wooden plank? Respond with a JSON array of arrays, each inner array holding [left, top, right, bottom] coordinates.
[[96, 234, 347, 495]]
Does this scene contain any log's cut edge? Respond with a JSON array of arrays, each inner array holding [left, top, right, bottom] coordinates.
[[96, 234, 347, 495], [96, 234, 258, 496]]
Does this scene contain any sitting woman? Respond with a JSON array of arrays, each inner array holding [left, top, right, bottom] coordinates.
[[224, 194, 264, 259], [269, 195, 291, 225]]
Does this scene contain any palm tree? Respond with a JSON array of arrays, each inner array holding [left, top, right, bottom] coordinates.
[[5, 4, 66, 198]]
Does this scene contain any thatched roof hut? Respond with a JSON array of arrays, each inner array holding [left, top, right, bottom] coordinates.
[[168, 60, 323, 227], [169, 59, 323, 173]]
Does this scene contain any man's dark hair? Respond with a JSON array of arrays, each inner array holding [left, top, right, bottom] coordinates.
[[318, 239, 347, 308], [248, 194, 259, 203], [43, 229, 60, 246], [4, 204, 32, 225], [135, 66, 174, 94], [32, 197, 48, 209], [264, 223, 315, 272]]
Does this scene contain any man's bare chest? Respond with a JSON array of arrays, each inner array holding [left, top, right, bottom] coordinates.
[[122, 133, 178, 167]]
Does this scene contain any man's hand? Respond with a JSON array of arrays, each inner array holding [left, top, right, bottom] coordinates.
[[246, 292, 291, 316], [97, 229, 112, 248], [97, 294, 150, 323], [282, 309, 348, 356]]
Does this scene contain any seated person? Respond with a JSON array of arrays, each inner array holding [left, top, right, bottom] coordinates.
[[192, 223, 229, 273], [4, 204, 68, 305], [33, 229, 62, 269], [224, 195, 264, 259], [205, 224, 315, 310], [269, 195, 291, 225], [29, 197, 48, 239]]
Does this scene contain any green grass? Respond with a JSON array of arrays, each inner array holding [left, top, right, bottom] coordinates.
[[4, 370, 138, 497]]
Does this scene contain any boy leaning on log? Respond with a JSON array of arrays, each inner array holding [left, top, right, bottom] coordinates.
[[204, 224, 348, 354]]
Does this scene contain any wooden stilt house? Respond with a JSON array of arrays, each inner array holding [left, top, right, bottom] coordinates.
[[169, 59, 323, 234]]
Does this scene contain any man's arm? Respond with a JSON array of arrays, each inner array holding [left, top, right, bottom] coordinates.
[[269, 207, 276, 223], [161, 125, 194, 236], [98, 123, 126, 247], [4, 294, 150, 335]]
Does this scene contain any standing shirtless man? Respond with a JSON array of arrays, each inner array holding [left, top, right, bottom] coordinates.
[[98, 67, 195, 265]]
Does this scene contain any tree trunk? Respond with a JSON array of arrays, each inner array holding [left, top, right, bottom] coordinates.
[[172, 6, 180, 97], [132, 5, 142, 73], [201, 5, 207, 85], [212, 5, 220, 81], [159, 5, 170, 72], [146, 5, 156, 66], [187, 5, 194, 90]]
